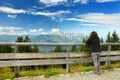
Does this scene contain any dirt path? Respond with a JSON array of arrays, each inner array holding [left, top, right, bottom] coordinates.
[[10, 68, 120, 80]]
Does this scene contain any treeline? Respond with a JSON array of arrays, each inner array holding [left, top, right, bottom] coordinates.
[[54, 31, 120, 52], [0, 36, 39, 53], [80, 31, 120, 51]]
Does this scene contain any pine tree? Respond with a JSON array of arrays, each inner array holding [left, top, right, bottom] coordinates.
[[111, 31, 119, 43], [32, 46, 39, 52], [72, 45, 77, 52], [54, 45, 62, 52], [111, 31, 120, 50], [16, 36, 23, 42], [23, 36, 32, 52], [106, 32, 111, 43], [16, 36, 39, 71], [16, 36, 24, 52], [0, 45, 13, 53], [106, 31, 120, 50], [100, 37, 107, 51], [24, 36, 31, 42]]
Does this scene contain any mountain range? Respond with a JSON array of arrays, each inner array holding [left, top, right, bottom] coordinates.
[[0, 34, 85, 52], [0, 33, 84, 43]]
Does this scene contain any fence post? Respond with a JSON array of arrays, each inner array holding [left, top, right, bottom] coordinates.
[[106, 44, 111, 68], [14, 46, 20, 78], [66, 45, 71, 73]]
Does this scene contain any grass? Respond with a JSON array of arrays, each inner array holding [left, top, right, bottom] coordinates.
[[20, 68, 66, 78], [0, 62, 120, 80]]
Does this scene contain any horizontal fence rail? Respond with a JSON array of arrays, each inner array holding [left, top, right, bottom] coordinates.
[[0, 42, 120, 77]]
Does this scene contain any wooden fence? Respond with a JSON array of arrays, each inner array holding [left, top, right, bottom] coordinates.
[[0, 42, 120, 77]]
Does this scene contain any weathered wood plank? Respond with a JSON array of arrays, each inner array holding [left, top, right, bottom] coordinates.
[[0, 42, 120, 46], [0, 51, 120, 59], [0, 42, 85, 46], [0, 53, 67, 59], [0, 56, 120, 67]]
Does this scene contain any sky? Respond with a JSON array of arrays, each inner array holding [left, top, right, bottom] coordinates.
[[0, 0, 120, 38]]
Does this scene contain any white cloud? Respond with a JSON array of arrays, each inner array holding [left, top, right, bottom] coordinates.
[[39, 0, 67, 6], [7, 14, 17, 19], [50, 28, 60, 34], [0, 26, 22, 30], [39, 0, 89, 6], [0, 6, 70, 22], [31, 10, 70, 17], [29, 28, 43, 32], [96, 0, 119, 3], [29, 28, 61, 35], [29, 28, 47, 35], [29, 29, 37, 32], [0, 6, 26, 14], [74, 0, 88, 4], [38, 28, 43, 32], [0, 26, 24, 35], [67, 13, 120, 27]]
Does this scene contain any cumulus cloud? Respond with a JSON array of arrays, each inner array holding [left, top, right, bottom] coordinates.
[[96, 0, 119, 3], [50, 28, 60, 34], [39, 0, 67, 6], [7, 14, 17, 19], [67, 13, 120, 27], [31, 10, 70, 17], [29, 29, 37, 32], [29, 28, 43, 33], [39, 0, 89, 7], [0, 6, 70, 22], [29, 28, 48, 35], [0, 26, 61, 35], [74, 0, 88, 4], [0, 26, 22, 30], [0, 26, 24, 35], [0, 6, 26, 14], [29, 28, 61, 35]]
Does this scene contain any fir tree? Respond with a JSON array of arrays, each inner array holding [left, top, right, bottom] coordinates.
[[106, 32, 111, 43], [100, 37, 107, 51], [111, 31, 120, 50], [72, 45, 77, 52], [16, 36, 24, 52], [54, 45, 62, 52]]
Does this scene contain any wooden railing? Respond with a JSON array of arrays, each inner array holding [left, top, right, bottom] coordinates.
[[0, 42, 120, 77]]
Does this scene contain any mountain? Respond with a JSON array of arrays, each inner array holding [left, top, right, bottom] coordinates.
[[0, 34, 85, 52], [0, 33, 85, 43]]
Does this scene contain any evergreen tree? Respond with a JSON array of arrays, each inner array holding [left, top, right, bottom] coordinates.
[[54, 45, 62, 52], [16, 36, 23, 42], [111, 31, 119, 43], [32, 46, 39, 52], [100, 37, 107, 51], [106, 31, 120, 50], [16, 36, 39, 53], [16, 36, 39, 71], [16, 36, 24, 53], [106, 32, 111, 43], [111, 31, 120, 50], [72, 45, 77, 52], [0, 45, 13, 53], [24, 36, 32, 52], [24, 36, 31, 42]]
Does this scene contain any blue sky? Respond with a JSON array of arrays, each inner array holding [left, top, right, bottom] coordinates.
[[0, 0, 120, 38]]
